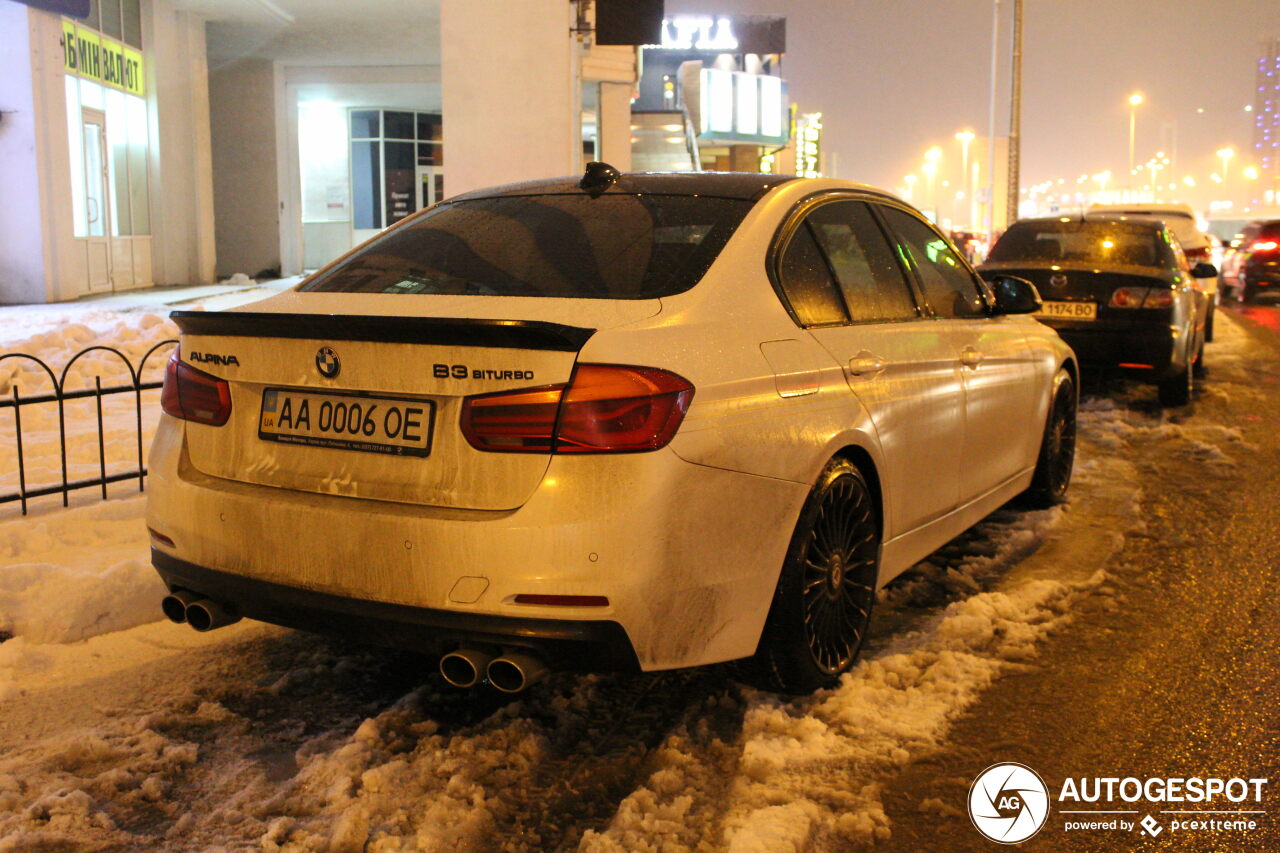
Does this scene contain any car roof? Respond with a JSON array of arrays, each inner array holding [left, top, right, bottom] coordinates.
[[1086, 202, 1196, 218], [1012, 215, 1166, 231], [448, 171, 801, 202]]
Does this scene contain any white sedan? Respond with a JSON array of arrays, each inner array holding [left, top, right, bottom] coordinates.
[[147, 166, 1077, 694]]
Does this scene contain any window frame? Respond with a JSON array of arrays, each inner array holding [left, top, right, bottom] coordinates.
[[767, 191, 928, 329]]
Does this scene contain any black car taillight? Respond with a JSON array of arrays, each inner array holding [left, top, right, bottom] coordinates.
[[1109, 287, 1173, 309], [461, 364, 694, 454], [160, 346, 232, 426]]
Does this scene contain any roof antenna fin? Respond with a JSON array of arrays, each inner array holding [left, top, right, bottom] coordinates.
[[580, 161, 621, 197]]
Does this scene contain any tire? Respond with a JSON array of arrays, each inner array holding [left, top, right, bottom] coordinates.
[[1157, 358, 1193, 406], [1205, 303, 1215, 342], [1021, 369, 1077, 509], [747, 458, 879, 694], [1192, 334, 1207, 378]]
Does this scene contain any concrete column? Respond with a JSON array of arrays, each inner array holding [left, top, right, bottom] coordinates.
[[441, 0, 577, 198], [145, 0, 217, 286], [597, 80, 632, 171], [209, 58, 281, 278]]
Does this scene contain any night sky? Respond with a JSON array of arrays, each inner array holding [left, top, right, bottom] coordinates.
[[664, 0, 1280, 212]]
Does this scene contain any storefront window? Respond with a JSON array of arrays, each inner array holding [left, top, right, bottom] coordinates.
[[81, 0, 142, 47], [65, 77, 150, 238], [349, 109, 445, 232]]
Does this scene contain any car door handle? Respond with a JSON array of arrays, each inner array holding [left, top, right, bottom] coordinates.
[[848, 353, 887, 376], [960, 347, 985, 368]]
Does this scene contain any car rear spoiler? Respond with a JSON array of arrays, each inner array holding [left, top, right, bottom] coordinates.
[[170, 311, 595, 352]]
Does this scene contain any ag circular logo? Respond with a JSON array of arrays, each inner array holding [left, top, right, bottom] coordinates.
[[1049, 272, 1068, 289], [315, 346, 340, 378], [968, 762, 1050, 844]]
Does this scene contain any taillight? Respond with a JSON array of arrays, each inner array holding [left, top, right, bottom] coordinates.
[[460, 364, 694, 454], [160, 346, 232, 426], [1253, 240, 1279, 252], [1184, 247, 1210, 261], [1109, 287, 1173, 309]]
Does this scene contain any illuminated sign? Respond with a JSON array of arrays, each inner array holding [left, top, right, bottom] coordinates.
[[796, 112, 822, 178], [656, 16, 738, 50], [698, 68, 789, 145], [61, 21, 145, 96]]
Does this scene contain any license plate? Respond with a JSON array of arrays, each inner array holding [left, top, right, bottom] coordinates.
[[1036, 301, 1097, 321], [258, 388, 434, 457]]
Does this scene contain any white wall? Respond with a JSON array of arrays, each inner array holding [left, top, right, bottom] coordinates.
[[208, 58, 280, 278], [145, 0, 216, 286], [440, 0, 576, 197], [0, 3, 50, 304]]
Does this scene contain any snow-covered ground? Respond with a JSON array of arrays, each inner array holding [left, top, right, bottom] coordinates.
[[0, 300, 1257, 851]]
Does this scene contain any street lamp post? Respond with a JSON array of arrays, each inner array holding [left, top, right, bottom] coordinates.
[[955, 130, 975, 227], [1127, 93, 1144, 196], [924, 146, 942, 220], [1217, 147, 1234, 204], [903, 174, 917, 202]]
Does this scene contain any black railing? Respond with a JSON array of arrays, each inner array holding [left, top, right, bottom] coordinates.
[[0, 340, 177, 515]]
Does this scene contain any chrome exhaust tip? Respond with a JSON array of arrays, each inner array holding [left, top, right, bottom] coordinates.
[[439, 648, 493, 688], [486, 652, 549, 694], [161, 589, 202, 624], [185, 598, 241, 632]]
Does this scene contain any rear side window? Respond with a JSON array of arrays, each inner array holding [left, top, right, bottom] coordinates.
[[301, 194, 754, 299], [777, 223, 849, 326], [807, 202, 918, 323], [879, 207, 986, 319]]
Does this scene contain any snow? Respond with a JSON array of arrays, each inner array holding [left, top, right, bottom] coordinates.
[[0, 297, 1261, 851]]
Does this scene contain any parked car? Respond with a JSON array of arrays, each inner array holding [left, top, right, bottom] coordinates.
[[1220, 218, 1280, 302], [147, 167, 1077, 695], [1086, 203, 1219, 340], [981, 215, 1212, 406]]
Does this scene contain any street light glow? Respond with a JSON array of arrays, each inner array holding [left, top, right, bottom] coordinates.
[[1128, 92, 1144, 106]]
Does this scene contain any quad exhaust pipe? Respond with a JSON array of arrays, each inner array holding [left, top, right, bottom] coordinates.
[[161, 589, 241, 632], [438, 648, 549, 693]]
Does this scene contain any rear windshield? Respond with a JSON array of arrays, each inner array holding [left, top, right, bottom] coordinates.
[[988, 220, 1175, 268], [300, 193, 754, 299]]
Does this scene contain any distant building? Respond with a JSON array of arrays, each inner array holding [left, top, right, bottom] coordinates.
[[1254, 36, 1280, 205]]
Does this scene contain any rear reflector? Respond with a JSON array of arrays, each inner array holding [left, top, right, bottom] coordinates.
[[461, 363, 694, 454], [513, 594, 610, 607], [147, 527, 176, 547], [161, 346, 232, 426], [1118, 363, 1154, 369]]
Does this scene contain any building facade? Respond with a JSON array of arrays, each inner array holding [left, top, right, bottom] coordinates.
[[1254, 35, 1280, 206]]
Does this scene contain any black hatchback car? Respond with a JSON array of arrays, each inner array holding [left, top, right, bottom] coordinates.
[[980, 216, 1214, 405], [1226, 218, 1280, 301]]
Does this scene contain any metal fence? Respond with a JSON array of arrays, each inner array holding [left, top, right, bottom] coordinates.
[[0, 340, 177, 515]]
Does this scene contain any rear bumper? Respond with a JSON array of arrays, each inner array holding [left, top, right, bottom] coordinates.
[[153, 549, 641, 671], [145, 418, 808, 672], [1049, 323, 1181, 380]]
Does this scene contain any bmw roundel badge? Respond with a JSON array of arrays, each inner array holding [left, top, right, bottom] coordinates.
[[316, 346, 340, 378]]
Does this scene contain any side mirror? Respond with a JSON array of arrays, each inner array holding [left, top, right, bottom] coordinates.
[[986, 274, 1043, 315], [1191, 262, 1218, 279]]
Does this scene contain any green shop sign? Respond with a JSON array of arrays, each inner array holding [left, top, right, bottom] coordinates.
[[61, 21, 145, 97]]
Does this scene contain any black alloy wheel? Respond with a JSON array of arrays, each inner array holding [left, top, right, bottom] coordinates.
[[1023, 370, 1077, 508], [748, 458, 879, 694]]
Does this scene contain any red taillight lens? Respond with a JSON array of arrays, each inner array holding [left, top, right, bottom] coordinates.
[[1253, 240, 1279, 252], [458, 384, 565, 452], [1109, 287, 1148, 308], [1109, 287, 1172, 309], [160, 347, 232, 426], [460, 364, 694, 454], [1184, 247, 1210, 261]]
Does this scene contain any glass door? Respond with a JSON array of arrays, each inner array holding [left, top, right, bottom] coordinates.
[[82, 108, 112, 292]]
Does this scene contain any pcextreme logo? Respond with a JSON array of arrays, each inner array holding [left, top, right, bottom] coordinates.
[[968, 763, 1050, 844], [968, 763, 1270, 843]]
